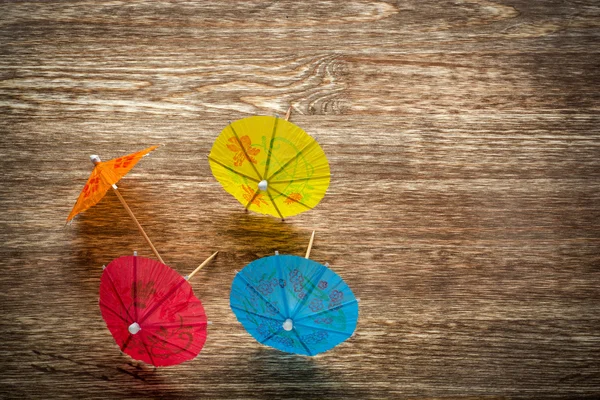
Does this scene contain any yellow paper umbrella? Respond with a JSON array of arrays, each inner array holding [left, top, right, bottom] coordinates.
[[208, 115, 330, 219]]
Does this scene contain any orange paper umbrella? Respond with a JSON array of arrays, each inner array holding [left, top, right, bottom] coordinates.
[[67, 145, 164, 263]]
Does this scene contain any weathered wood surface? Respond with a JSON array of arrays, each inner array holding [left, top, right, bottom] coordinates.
[[1, 1, 599, 398]]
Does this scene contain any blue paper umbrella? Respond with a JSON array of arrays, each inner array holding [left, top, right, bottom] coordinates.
[[230, 254, 359, 356]]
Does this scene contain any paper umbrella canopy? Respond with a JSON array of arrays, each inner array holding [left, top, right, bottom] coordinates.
[[99, 255, 208, 366], [66, 145, 166, 263], [208, 116, 330, 219], [230, 254, 359, 356], [67, 145, 158, 223]]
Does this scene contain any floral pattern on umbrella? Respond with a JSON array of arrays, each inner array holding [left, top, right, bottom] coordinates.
[[99, 255, 208, 367], [208, 116, 330, 219], [230, 254, 359, 356], [67, 145, 158, 223]]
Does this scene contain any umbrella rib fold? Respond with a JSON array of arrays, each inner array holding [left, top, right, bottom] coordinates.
[[121, 334, 133, 352], [133, 255, 138, 321], [244, 190, 261, 210], [258, 327, 284, 345], [266, 190, 285, 220], [66, 168, 105, 223], [266, 185, 313, 210], [294, 299, 359, 323], [290, 265, 329, 320], [208, 156, 260, 183], [99, 301, 128, 323], [231, 305, 282, 322], [266, 139, 318, 181], [269, 175, 330, 184], [263, 116, 279, 178], [293, 321, 353, 336], [143, 321, 208, 329], [104, 270, 134, 323], [144, 330, 199, 358], [138, 280, 187, 324], [291, 329, 313, 356], [234, 272, 286, 319], [139, 335, 157, 366], [229, 124, 263, 180], [275, 256, 290, 318]]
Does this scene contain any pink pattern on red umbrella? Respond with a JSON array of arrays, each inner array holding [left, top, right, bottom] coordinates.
[[99, 255, 207, 367]]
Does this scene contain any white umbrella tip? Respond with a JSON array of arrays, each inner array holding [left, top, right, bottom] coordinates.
[[258, 180, 268, 191], [89, 155, 101, 165], [283, 319, 294, 331], [128, 322, 141, 335]]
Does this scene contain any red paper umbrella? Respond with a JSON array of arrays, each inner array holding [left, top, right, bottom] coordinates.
[[99, 253, 216, 367]]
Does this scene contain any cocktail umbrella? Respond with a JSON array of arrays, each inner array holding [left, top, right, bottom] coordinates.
[[99, 251, 217, 367], [230, 232, 359, 355], [208, 111, 330, 220], [67, 145, 164, 263]]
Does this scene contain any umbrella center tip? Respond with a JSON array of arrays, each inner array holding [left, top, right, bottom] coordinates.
[[282, 318, 293, 331], [128, 322, 141, 335], [90, 155, 101, 165], [258, 180, 268, 191]]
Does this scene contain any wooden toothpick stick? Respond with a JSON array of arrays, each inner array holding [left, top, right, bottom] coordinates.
[[111, 185, 165, 264], [284, 106, 292, 121], [90, 155, 165, 264], [305, 230, 315, 259], [187, 251, 219, 281]]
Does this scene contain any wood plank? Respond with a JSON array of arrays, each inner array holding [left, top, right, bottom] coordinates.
[[1, 0, 599, 398]]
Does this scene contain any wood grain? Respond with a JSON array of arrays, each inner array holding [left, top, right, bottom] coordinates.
[[1, 0, 599, 398]]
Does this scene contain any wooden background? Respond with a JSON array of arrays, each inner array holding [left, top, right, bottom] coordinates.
[[1, 0, 599, 398]]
